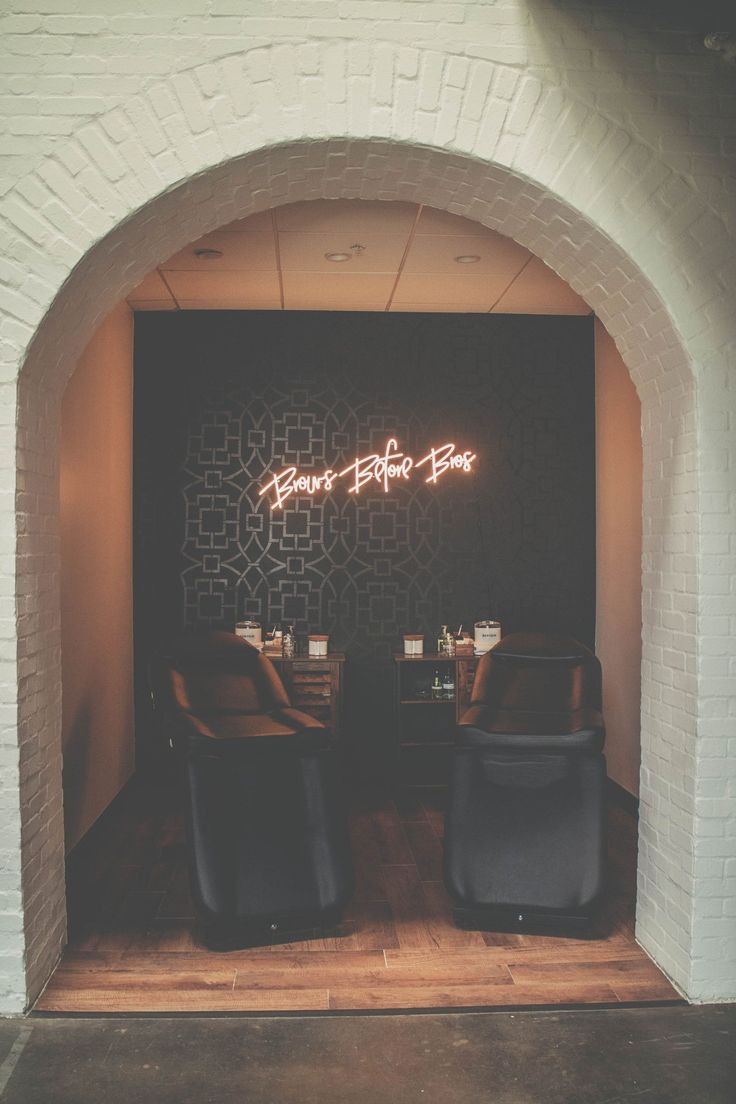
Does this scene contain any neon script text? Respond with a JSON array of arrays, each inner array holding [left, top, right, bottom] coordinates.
[[258, 438, 477, 509]]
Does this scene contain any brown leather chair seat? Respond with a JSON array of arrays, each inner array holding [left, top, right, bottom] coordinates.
[[156, 629, 325, 743]]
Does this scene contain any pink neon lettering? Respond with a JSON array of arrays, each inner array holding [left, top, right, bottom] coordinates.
[[258, 468, 338, 509], [415, 443, 476, 484], [258, 467, 297, 509], [339, 452, 380, 494], [340, 438, 413, 494], [259, 439, 476, 507]]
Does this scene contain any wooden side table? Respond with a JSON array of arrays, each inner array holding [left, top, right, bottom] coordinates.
[[393, 653, 480, 786], [271, 652, 345, 743]]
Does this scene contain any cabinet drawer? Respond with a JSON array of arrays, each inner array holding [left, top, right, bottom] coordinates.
[[269, 655, 344, 742]]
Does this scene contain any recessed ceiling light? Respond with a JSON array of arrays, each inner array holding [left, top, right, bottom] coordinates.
[[193, 248, 224, 260], [454, 254, 481, 264], [324, 252, 352, 262]]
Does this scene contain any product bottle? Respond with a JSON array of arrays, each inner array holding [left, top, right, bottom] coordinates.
[[282, 624, 295, 658], [442, 669, 455, 701], [431, 669, 442, 700], [444, 626, 455, 657], [437, 625, 448, 655]]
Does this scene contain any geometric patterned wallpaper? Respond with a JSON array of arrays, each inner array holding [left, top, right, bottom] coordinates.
[[181, 381, 456, 654], [134, 310, 595, 762]]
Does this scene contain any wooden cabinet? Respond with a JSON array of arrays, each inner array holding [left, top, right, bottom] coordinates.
[[271, 653, 345, 743], [393, 653, 479, 786]]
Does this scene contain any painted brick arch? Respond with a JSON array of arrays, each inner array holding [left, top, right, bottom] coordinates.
[[1, 37, 734, 1010]]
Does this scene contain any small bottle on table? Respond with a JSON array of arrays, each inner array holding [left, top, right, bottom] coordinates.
[[437, 625, 448, 655], [282, 625, 295, 658]]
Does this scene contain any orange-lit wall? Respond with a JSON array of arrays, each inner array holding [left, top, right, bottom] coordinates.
[[60, 301, 135, 851], [595, 320, 643, 797]]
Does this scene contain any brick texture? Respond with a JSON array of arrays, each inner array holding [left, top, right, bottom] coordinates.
[[0, 3, 734, 1011]]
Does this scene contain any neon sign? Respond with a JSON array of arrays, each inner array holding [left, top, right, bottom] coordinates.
[[258, 438, 477, 510]]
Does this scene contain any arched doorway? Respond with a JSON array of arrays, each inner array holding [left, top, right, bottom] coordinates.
[[4, 43, 732, 1010]]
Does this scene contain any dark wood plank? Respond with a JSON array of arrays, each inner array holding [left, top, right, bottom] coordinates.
[[332, 902, 400, 952], [349, 812, 388, 903], [507, 956, 674, 985], [368, 807, 415, 865], [403, 820, 443, 881], [328, 982, 621, 1011], [36, 988, 330, 1013], [43, 968, 237, 992], [381, 865, 438, 951], [421, 881, 487, 950], [609, 978, 682, 1001]]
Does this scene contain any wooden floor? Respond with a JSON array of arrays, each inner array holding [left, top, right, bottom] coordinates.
[[37, 772, 681, 1013]]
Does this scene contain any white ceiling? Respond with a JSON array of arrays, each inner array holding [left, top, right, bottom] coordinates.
[[127, 200, 592, 316]]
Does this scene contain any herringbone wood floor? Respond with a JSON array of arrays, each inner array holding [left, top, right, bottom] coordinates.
[[36, 772, 681, 1012]]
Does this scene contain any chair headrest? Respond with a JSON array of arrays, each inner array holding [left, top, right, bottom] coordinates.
[[490, 632, 591, 663]]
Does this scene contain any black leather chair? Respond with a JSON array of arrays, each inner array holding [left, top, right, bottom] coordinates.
[[153, 630, 354, 948], [444, 632, 607, 935]]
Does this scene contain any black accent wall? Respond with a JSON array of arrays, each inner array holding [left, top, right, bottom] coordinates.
[[134, 311, 595, 771]]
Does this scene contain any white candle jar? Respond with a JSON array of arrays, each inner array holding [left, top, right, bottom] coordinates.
[[474, 620, 502, 654], [403, 635, 424, 656], [235, 620, 263, 648], [308, 634, 329, 657]]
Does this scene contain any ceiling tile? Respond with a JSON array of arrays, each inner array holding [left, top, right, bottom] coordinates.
[[391, 272, 512, 309], [285, 302, 388, 313], [403, 232, 530, 277], [164, 269, 281, 302], [162, 231, 277, 271], [176, 300, 282, 311], [127, 300, 178, 312], [275, 198, 417, 235], [279, 232, 405, 273], [282, 271, 395, 309], [126, 269, 173, 301], [217, 210, 274, 233], [388, 302, 489, 314], [492, 257, 591, 315]]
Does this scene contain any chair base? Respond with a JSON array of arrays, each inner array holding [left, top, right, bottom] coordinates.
[[452, 902, 600, 939], [201, 906, 345, 951]]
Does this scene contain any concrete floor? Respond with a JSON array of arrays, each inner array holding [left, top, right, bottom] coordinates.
[[0, 1005, 732, 1103]]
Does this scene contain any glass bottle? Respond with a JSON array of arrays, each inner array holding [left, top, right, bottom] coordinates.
[[282, 624, 295, 658], [431, 669, 442, 701], [437, 624, 448, 655], [442, 669, 455, 701], [444, 626, 455, 657]]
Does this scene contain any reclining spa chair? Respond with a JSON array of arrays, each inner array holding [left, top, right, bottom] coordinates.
[[153, 630, 354, 948], [444, 632, 606, 934]]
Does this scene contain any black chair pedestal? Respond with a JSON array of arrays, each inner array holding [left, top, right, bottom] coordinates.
[[444, 633, 607, 937]]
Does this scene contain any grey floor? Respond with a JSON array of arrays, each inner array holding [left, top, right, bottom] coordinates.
[[0, 1005, 732, 1103]]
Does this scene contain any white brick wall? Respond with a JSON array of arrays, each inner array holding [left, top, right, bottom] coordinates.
[[0, 2, 734, 1011]]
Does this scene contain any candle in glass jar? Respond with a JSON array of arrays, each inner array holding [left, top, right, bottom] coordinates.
[[474, 620, 501, 654], [235, 620, 263, 648], [308, 634, 329, 657], [403, 634, 424, 656]]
